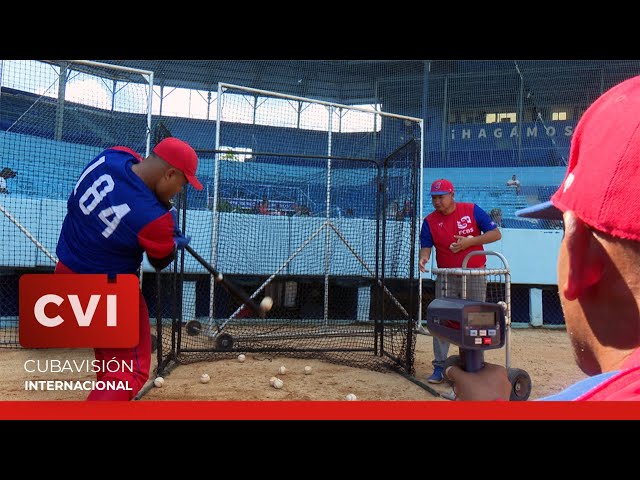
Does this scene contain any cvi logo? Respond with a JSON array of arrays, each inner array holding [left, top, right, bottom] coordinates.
[[19, 274, 139, 348]]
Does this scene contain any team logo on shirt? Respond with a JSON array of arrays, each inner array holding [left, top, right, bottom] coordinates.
[[457, 216, 472, 229]]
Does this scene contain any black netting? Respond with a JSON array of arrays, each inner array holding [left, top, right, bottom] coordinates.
[[6, 60, 640, 350], [155, 85, 421, 374]]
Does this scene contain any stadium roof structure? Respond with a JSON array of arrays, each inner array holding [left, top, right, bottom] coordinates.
[[94, 60, 426, 107], [63, 60, 640, 118]]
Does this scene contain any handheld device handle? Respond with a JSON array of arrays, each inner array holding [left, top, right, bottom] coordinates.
[[460, 349, 484, 372]]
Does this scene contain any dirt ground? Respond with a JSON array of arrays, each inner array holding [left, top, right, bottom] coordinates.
[[0, 327, 586, 401]]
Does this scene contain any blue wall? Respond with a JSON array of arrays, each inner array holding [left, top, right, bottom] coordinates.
[[1, 195, 562, 286]]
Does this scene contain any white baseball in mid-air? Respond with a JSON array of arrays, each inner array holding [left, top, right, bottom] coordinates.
[[200, 373, 210, 384], [153, 377, 164, 388], [272, 378, 284, 389], [237, 354, 246, 363], [345, 393, 357, 401], [260, 296, 273, 312], [304, 366, 312, 375], [278, 366, 287, 375]]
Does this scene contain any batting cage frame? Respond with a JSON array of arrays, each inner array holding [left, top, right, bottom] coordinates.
[[0, 60, 154, 347], [153, 84, 423, 377]]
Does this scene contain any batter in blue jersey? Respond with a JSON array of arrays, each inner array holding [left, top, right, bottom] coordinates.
[[55, 137, 203, 400]]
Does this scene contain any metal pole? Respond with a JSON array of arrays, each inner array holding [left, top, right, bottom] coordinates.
[[140, 70, 154, 291], [406, 141, 420, 372], [518, 72, 523, 165], [209, 83, 224, 322], [418, 60, 430, 332], [379, 154, 389, 356], [54, 61, 67, 141], [111, 79, 116, 112], [145, 72, 154, 157], [0, 204, 57, 263], [505, 272, 512, 369], [372, 81, 381, 354], [155, 268, 163, 375], [441, 75, 448, 162], [323, 105, 334, 324], [69, 60, 153, 77], [373, 164, 381, 354], [218, 83, 421, 123]]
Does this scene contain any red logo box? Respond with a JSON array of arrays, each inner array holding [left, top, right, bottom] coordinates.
[[19, 274, 139, 348]]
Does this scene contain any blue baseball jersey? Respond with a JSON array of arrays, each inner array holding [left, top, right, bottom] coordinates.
[[56, 147, 176, 275]]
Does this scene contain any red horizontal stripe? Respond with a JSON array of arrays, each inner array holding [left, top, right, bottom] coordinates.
[[1, 401, 639, 420]]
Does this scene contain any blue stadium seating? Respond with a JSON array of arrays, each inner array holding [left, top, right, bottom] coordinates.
[[1, 89, 566, 226]]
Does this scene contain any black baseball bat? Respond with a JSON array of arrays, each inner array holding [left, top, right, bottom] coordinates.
[[184, 244, 267, 318]]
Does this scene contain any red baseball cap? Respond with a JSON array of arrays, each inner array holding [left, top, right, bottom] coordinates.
[[517, 75, 640, 242], [430, 179, 454, 195], [153, 137, 203, 191]]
